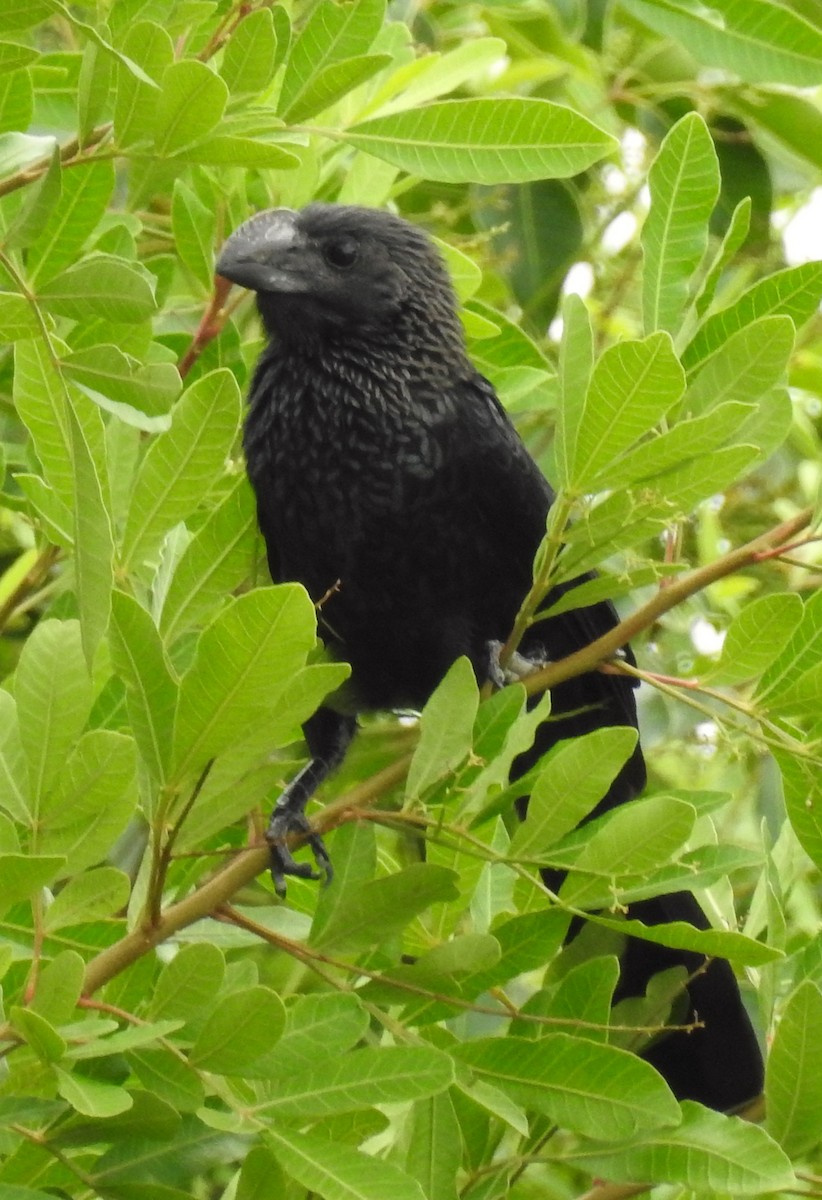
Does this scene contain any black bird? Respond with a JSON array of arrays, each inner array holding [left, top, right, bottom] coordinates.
[[215, 203, 763, 1112]]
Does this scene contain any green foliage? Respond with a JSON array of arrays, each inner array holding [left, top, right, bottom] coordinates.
[[0, 1, 821, 1198]]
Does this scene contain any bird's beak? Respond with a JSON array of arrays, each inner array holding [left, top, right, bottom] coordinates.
[[215, 208, 307, 294]]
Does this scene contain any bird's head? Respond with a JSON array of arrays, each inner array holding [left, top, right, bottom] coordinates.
[[216, 204, 464, 349]]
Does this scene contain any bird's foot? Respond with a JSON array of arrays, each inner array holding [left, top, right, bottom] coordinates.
[[266, 805, 333, 898], [486, 639, 549, 689]]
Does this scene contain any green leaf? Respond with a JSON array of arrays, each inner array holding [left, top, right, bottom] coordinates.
[[342, 98, 617, 184], [25, 139, 109, 283], [406, 657, 478, 800], [173, 135, 300, 169], [766, 980, 822, 1157], [172, 178, 215, 293], [246, 993, 369, 1080], [113, 21, 174, 149], [254, 1046, 454, 1117], [67, 399, 113, 666], [285, 53, 392, 124], [456, 1034, 680, 1139], [11, 1007, 66, 1063], [44, 866, 130, 931], [159, 475, 256, 644], [555, 293, 593, 490], [278, 0, 384, 119], [128, 1048, 204, 1112], [712, 593, 804, 686], [623, 0, 822, 87], [0, 291, 39, 339], [0, 41, 39, 72], [642, 113, 719, 336], [149, 942, 225, 1025], [38, 255, 157, 323], [267, 1124, 426, 1200], [509, 728, 639, 861], [758, 590, 822, 704], [220, 8, 278, 96], [153, 60, 227, 156], [14, 619, 93, 816], [560, 797, 696, 908], [682, 314, 795, 415], [4, 141, 61, 251], [571, 1099, 795, 1194], [38, 730, 137, 876], [683, 262, 822, 374], [369, 37, 506, 117], [312, 864, 459, 952], [406, 1091, 461, 1200], [63, 345, 180, 430], [171, 585, 318, 782], [30, 950, 84, 1025], [563, 333, 685, 490], [0, 690, 29, 823], [537, 956, 619, 1043], [68, 1020, 184, 1061], [693, 196, 751, 319], [120, 368, 241, 569], [592, 910, 780, 968], [54, 1066, 133, 1118], [0, 853, 65, 909], [190, 985, 285, 1072], [109, 591, 178, 782]]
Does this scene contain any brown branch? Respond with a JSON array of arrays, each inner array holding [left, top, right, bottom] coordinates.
[[523, 505, 815, 698], [0, 124, 112, 200], [177, 276, 235, 378], [0, 545, 60, 635]]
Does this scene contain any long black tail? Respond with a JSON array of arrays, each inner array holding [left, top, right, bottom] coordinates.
[[517, 596, 763, 1111]]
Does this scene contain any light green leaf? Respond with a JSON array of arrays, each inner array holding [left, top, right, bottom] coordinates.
[[246, 993, 369, 1080], [0, 854, 65, 909], [564, 333, 685, 490], [27, 159, 115, 284], [159, 476, 257, 644], [342, 98, 617, 184], [67, 399, 113, 666], [368, 37, 506, 117], [109, 591, 178, 781], [38, 730, 137, 876], [149, 942, 225, 1025], [128, 1047, 204, 1112], [0, 41, 39, 72], [14, 619, 93, 820], [592, 910, 781, 967], [0, 292, 38, 339], [285, 53, 392, 124], [642, 113, 719, 336], [406, 1092, 460, 1200], [4, 141, 61, 251], [220, 8, 278, 96], [171, 585, 317, 782], [279, 0, 384, 119], [509, 728, 639, 860], [43, 867, 130, 932], [190, 986, 285, 1072], [113, 20, 174, 149], [555, 293, 594, 490], [693, 196, 751, 319], [456, 1034, 680, 1139], [683, 262, 822, 374], [172, 178, 215, 293], [406, 657, 478, 800], [173, 135, 300, 169], [312, 864, 459, 952], [267, 1124, 426, 1200], [571, 1099, 795, 1194], [120, 368, 241, 569], [560, 797, 696, 908], [54, 1066, 133, 1118], [30, 950, 84, 1025], [758, 591, 822, 704], [254, 1046, 454, 1117], [38, 255, 157, 323], [713, 593, 804, 686], [63, 344, 180, 430], [0, 691, 29, 823], [11, 1007, 66, 1063], [68, 1020, 184, 1060], [623, 0, 822, 87], [767, 980, 822, 1156], [682, 314, 795, 416], [153, 60, 227, 155]]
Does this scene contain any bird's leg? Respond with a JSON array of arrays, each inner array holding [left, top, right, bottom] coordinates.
[[485, 639, 549, 689], [267, 708, 358, 896]]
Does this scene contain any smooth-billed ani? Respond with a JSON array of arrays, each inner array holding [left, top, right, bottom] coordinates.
[[215, 203, 763, 1111]]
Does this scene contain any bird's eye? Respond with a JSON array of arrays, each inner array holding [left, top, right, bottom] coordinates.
[[322, 237, 360, 270]]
